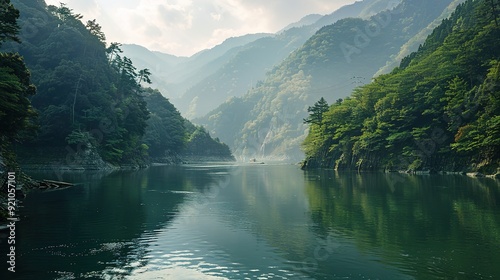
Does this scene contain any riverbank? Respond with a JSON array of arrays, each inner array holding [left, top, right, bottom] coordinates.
[[300, 160, 500, 179], [16, 146, 236, 170]]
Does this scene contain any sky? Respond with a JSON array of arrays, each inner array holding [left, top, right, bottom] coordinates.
[[44, 0, 356, 57]]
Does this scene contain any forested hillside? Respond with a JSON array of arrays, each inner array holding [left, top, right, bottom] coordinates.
[[0, 0, 37, 171], [1, 0, 152, 166], [142, 89, 234, 163], [302, 0, 500, 173], [1, 0, 233, 168], [199, 0, 457, 161]]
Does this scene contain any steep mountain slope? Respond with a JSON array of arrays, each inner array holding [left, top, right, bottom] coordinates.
[[374, 0, 466, 76], [122, 33, 271, 99], [197, 0, 456, 161], [303, 0, 500, 172], [178, 0, 403, 118]]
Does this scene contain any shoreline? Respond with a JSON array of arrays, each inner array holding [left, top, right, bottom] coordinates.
[[300, 166, 500, 179]]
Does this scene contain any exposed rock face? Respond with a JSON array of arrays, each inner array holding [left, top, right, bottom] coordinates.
[[466, 172, 485, 178]]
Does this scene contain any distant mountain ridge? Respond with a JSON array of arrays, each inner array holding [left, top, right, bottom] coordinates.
[[177, 0, 403, 118], [122, 33, 271, 99], [197, 0, 459, 162], [279, 14, 323, 33], [122, 0, 403, 118]]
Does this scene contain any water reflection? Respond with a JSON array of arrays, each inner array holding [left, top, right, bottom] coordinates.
[[303, 170, 500, 279], [0, 165, 234, 279], [1, 165, 499, 280], [127, 165, 414, 280], [127, 165, 316, 279]]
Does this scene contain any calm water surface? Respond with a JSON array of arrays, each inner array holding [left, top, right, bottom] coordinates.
[[1, 164, 499, 279]]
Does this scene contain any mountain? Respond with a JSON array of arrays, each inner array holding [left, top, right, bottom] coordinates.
[[374, 0, 466, 76], [302, 0, 500, 173], [122, 33, 272, 99], [122, 44, 186, 70], [121, 0, 403, 118], [279, 14, 323, 32], [177, 0, 404, 118], [197, 0, 458, 162]]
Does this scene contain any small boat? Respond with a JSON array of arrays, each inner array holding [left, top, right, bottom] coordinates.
[[249, 158, 265, 164]]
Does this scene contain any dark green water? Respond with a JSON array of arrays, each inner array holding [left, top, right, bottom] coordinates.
[[1, 164, 500, 279]]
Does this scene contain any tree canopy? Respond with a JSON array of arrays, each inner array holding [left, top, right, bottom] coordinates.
[[0, 0, 20, 45]]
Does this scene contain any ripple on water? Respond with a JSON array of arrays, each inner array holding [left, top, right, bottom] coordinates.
[[121, 226, 310, 280]]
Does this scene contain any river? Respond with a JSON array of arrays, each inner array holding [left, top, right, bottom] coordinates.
[[1, 164, 499, 279]]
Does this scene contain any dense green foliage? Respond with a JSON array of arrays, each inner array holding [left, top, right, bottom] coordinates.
[[142, 88, 233, 160], [182, 126, 234, 159], [303, 0, 500, 172], [0, 0, 37, 170], [142, 88, 185, 157], [199, 0, 456, 161], [1, 1, 152, 164], [0, 0, 20, 44]]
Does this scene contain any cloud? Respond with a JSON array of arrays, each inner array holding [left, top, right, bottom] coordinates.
[[157, 4, 193, 29], [45, 0, 101, 19], [45, 0, 357, 56]]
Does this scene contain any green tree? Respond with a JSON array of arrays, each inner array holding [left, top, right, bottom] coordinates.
[[0, 53, 37, 142], [143, 88, 185, 156], [486, 0, 499, 26], [303, 97, 328, 125], [47, 3, 82, 23], [106, 42, 123, 62], [137, 68, 152, 85], [0, 0, 20, 45], [86, 19, 106, 43]]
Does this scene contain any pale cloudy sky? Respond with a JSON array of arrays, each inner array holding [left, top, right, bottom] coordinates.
[[44, 0, 356, 57]]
